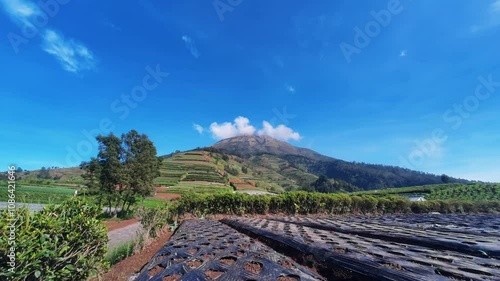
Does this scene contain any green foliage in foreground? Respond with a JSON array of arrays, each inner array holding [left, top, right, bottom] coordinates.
[[173, 191, 500, 216], [0, 198, 108, 280]]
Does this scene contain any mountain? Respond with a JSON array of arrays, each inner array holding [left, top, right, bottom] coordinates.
[[212, 135, 329, 161], [210, 135, 470, 190]]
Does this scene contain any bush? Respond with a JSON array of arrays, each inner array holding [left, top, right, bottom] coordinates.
[[173, 192, 500, 217], [137, 205, 176, 239], [0, 198, 108, 280]]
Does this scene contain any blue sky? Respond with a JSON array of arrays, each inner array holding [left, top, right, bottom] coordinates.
[[1, 0, 499, 182]]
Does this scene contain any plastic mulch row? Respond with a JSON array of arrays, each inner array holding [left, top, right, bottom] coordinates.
[[222, 218, 500, 281], [338, 214, 500, 237], [270, 216, 500, 259], [133, 219, 325, 281]]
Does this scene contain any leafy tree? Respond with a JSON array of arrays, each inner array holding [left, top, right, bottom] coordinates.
[[80, 130, 161, 216], [96, 133, 125, 217], [121, 130, 162, 211], [441, 174, 451, 183]]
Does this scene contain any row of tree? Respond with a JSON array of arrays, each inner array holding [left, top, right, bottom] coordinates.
[[80, 130, 161, 217]]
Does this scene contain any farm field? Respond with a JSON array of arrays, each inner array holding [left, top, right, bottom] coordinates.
[[137, 214, 500, 281], [0, 185, 76, 204]]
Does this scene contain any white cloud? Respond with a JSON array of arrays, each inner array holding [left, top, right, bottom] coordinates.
[[41, 29, 96, 73], [209, 116, 256, 139], [399, 50, 407, 57], [207, 116, 301, 142], [285, 84, 296, 93], [193, 123, 204, 134], [258, 121, 301, 141], [181, 35, 200, 58], [493, 0, 500, 12], [0, 0, 41, 28], [0, 0, 97, 73], [470, 0, 500, 32]]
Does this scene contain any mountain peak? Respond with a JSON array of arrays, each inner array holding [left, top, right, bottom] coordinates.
[[211, 135, 328, 160]]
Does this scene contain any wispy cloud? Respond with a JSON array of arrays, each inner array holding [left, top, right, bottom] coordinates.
[[0, 0, 41, 28], [193, 123, 204, 134], [470, 0, 500, 32], [285, 84, 296, 93], [41, 29, 97, 73], [104, 18, 121, 31], [0, 0, 97, 73], [206, 116, 301, 142], [181, 35, 200, 58]]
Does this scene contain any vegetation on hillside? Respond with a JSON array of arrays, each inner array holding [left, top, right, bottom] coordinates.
[[355, 183, 500, 202], [426, 183, 500, 201]]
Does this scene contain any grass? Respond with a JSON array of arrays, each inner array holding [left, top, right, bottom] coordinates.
[[138, 197, 167, 208], [0, 185, 77, 204], [105, 241, 136, 266]]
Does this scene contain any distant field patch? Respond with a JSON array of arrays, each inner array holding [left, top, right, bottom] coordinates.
[[0, 185, 76, 204]]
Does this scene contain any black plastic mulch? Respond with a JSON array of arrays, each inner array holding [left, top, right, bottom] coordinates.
[[134, 219, 325, 281], [222, 217, 500, 281]]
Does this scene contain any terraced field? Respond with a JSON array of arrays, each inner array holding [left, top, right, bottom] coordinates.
[[136, 214, 500, 281]]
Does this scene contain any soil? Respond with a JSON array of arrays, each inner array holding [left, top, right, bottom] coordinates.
[[244, 261, 263, 274], [186, 259, 203, 269], [154, 192, 182, 199], [95, 230, 173, 281], [205, 270, 224, 279], [103, 218, 140, 232]]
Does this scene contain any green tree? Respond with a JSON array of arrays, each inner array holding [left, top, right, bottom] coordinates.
[[121, 130, 162, 211], [96, 133, 125, 217], [441, 174, 451, 183]]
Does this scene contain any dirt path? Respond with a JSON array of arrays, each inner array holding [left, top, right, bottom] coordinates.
[[103, 218, 140, 232], [107, 221, 142, 250], [96, 230, 173, 281]]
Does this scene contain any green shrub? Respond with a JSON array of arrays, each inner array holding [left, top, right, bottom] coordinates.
[[0, 197, 108, 280], [137, 205, 176, 238]]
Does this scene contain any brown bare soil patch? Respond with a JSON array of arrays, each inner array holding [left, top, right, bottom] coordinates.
[[103, 218, 139, 232], [154, 193, 182, 199], [163, 274, 182, 281], [205, 270, 224, 279], [244, 261, 263, 274]]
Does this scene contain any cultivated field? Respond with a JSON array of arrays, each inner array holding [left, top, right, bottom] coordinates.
[[137, 214, 500, 281]]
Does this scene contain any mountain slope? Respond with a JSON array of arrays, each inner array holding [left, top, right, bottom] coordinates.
[[212, 135, 330, 161], [210, 135, 470, 190]]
